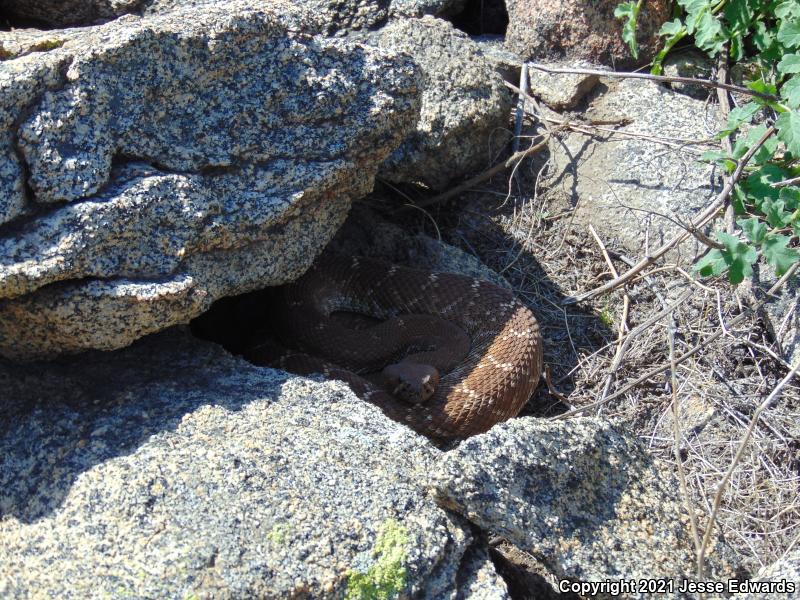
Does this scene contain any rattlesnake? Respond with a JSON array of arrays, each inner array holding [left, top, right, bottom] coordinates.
[[245, 254, 543, 440]]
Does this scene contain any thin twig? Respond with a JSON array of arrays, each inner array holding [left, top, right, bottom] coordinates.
[[507, 83, 716, 151], [513, 63, 528, 154], [588, 224, 631, 400], [601, 287, 694, 396], [403, 135, 553, 211], [716, 49, 736, 235], [564, 126, 776, 304], [555, 261, 800, 418], [667, 307, 703, 576], [771, 176, 800, 188], [527, 62, 781, 103], [697, 358, 800, 577]]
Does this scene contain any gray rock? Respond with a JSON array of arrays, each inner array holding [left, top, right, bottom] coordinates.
[[144, 0, 384, 35], [1, 329, 743, 596], [0, 173, 351, 358], [0, 27, 84, 60], [526, 61, 603, 111], [737, 549, 800, 599], [290, 0, 388, 34], [0, 329, 491, 598], [368, 16, 514, 191], [547, 78, 721, 254], [662, 50, 714, 100], [390, 0, 466, 18], [455, 544, 511, 599], [15, 5, 412, 205], [431, 417, 738, 592], [0, 0, 143, 27], [0, 0, 421, 359], [471, 35, 523, 88], [0, 51, 72, 226], [328, 203, 512, 289]]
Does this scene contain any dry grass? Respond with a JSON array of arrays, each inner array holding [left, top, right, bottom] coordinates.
[[380, 135, 800, 576]]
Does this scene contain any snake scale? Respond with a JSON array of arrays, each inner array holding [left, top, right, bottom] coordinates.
[[245, 255, 543, 440]]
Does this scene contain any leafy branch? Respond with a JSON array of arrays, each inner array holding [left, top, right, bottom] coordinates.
[[616, 0, 800, 284]]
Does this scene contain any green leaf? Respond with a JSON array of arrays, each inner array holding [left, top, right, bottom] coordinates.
[[753, 21, 776, 53], [743, 164, 791, 207], [778, 53, 800, 75], [701, 149, 737, 172], [659, 18, 685, 37], [719, 102, 760, 137], [695, 12, 725, 53], [717, 231, 758, 284], [729, 34, 746, 62], [695, 249, 728, 277], [615, 2, 641, 59], [778, 19, 800, 48], [763, 198, 791, 227], [762, 233, 800, 275], [738, 217, 768, 244], [723, 0, 753, 33], [776, 1, 800, 21], [747, 79, 778, 98], [732, 185, 748, 214], [651, 21, 687, 75], [695, 232, 758, 284], [724, 0, 754, 40], [776, 110, 800, 156], [679, 0, 713, 30], [731, 124, 778, 164], [780, 186, 800, 210], [781, 77, 800, 109]]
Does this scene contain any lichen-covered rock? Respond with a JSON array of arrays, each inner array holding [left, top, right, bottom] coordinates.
[[0, 329, 494, 598], [0, 0, 421, 359], [0, 0, 143, 27], [505, 0, 671, 68], [545, 78, 720, 254], [431, 417, 738, 591], [368, 16, 513, 190]]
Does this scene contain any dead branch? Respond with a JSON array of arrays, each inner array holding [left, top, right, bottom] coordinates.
[[667, 296, 703, 576], [563, 126, 777, 304], [512, 63, 528, 154], [527, 62, 781, 103], [405, 134, 554, 211], [771, 176, 800, 188]]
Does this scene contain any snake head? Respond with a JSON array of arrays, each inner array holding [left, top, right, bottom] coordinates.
[[381, 362, 440, 405]]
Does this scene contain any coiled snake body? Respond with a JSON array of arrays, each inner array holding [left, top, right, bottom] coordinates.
[[247, 255, 543, 440]]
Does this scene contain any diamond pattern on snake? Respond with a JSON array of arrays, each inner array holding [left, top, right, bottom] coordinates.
[[245, 254, 543, 440]]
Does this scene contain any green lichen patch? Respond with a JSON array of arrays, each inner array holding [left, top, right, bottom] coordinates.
[[345, 519, 409, 600], [266, 523, 291, 545]]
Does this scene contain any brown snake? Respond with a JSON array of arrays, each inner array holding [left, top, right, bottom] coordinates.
[[245, 255, 543, 440]]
